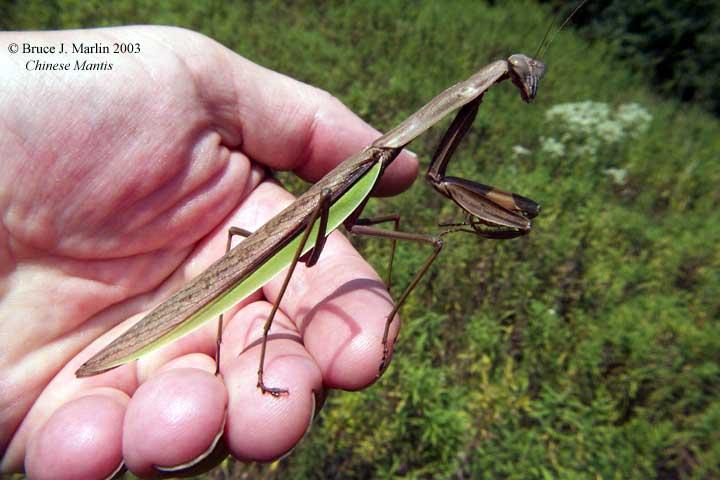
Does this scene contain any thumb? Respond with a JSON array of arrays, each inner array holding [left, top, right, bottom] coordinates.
[[171, 27, 419, 196]]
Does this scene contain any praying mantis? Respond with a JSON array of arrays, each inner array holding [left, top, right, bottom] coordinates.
[[75, 51, 545, 396]]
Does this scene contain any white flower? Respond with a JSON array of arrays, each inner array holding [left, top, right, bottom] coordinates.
[[616, 103, 652, 136], [596, 119, 624, 144], [540, 136, 565, 157], [512, 145, 531, 157], [542, 101, 652, 161], [605, 168, 628, 185]]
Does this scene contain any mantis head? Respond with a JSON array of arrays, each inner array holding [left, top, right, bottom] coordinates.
[[507, 54, 546, 103]]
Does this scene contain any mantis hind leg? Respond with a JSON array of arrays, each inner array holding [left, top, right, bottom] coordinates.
[[215, 227, 253, 376], [257, 188, 333, 396]]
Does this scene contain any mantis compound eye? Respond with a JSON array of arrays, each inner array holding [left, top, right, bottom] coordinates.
[[507, 54, 546, 103]]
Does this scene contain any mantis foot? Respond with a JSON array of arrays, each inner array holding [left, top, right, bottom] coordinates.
[[377, 345, 390, 376], [257, 379, 289, 397]]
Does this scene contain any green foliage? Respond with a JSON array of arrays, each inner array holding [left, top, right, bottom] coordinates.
[[5, 1, 719, 478], [544, 0, 720, 116]]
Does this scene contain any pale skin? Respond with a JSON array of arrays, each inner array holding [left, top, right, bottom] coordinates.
[[0, 26, 417, 478]]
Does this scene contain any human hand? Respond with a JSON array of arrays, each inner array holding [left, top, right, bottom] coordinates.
[[0, 26, 417, 478]]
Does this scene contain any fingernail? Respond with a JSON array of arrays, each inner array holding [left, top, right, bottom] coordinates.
[[155, 411, 227, 473], [308, 391, 317, 428], [103, 460, 126, 480]]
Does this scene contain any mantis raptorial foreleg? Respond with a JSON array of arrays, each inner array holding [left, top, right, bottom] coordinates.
[[426, 95, 540, 238], [338, 89, 540, 374]]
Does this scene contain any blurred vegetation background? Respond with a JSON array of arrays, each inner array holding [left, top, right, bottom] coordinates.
[[3, 1, 718, 478], [544, 0, 720, 116]]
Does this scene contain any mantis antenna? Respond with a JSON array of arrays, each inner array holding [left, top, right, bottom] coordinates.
[[535, 0, 589, 60]]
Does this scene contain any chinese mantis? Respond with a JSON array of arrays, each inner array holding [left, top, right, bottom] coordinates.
[[76, 54, 546, 396]]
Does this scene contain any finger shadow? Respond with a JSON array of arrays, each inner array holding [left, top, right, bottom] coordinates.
[[296, 277, 394, 378], [241, 332, 304, 353]]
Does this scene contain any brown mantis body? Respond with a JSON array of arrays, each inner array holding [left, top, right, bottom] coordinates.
[[77, 53, 545, 396]]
